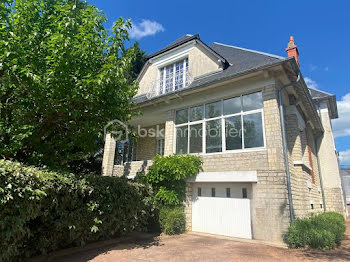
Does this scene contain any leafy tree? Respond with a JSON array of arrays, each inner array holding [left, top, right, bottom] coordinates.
[[124, 41, 147, 83], [0, 0, 140, 170]]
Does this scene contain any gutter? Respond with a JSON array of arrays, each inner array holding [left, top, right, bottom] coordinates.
[[277, 73, 301, 222]]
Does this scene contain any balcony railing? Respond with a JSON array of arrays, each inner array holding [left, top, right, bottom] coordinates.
[[146, 71, 193, 99]]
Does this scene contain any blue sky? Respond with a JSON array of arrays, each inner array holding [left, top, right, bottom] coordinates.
[[89, 0, 350, 165]]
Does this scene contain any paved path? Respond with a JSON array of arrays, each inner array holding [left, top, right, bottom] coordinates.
[[55, 219, 350, 262]]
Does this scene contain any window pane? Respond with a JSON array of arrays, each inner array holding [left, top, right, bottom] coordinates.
[[176, 126, 188, 154], [242, 188, 247, 198], [242, 92, 263, 111], [175, 109, 188, 124], [159, 69, 164, 95], [205, 101, 222, 118], [243, 113, 264, 148], [226, 188, 231, 198], [189, 124, 202, 153], [225, 116, 242, 150], [165, 65, 174, 93], [224, 96, 241, 115], [190, 105, 203, 122], [211, 188, 216, 197], [198, 187, 201, 197], [174, 61, 184, 90], [206, 119, 222, 153]]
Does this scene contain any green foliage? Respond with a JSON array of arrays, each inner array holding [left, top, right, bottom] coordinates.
[[0, 160, 152, 261], [0, 0, 141, 170], [286, 212, 346, 250], [144, 154, 202, 206], [159, 206, 186, 235]]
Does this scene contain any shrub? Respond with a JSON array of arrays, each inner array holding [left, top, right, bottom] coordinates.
[[285, 218, 311, 248], [0, 160, 152, 261], [143, 154, 202, 206], [159, 207, 186, 235], [286, 212, 346, 250]]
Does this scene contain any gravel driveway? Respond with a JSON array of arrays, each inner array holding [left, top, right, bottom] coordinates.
[[54, 219, 350, 262]]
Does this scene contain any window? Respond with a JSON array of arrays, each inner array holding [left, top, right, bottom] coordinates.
[[242, 188, 247, 199], [175, 92, 265, 154], [175, 126, 188, 154], [156, 138, 165, 156], [197, 187, 202, 197], [190, 124, 202, 153], [211, 188, 216, 197], [226, 188, 231, 198], [159, 58, 189, 94]]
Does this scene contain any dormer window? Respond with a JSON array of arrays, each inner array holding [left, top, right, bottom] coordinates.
[[159, 58, 189, 95]]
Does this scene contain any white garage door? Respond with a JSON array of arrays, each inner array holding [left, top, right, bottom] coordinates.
[[192, 183, 252, 239]]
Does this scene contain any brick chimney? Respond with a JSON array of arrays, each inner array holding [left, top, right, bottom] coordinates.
[[286, 36, 299, 67]]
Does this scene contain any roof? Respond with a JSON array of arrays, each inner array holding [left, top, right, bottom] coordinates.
[[134, 57, 291, 104], [135, 40, 287, 104], [147, 34, 199, 59], [308, 87, 338, 119], [309, 88, 333, 100]]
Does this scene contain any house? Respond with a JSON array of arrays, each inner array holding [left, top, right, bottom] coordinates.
[[102, 34, 346, 243], [341, 168, 350, 214]]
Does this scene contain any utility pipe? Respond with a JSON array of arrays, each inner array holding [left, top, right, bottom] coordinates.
[[278, 74, 300, 222]]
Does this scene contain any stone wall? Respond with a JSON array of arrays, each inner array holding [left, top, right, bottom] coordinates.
[[251, 171, 290, 242], [112, 160, 153, 178], [324, 188, 346, 213], [285, 108, 324, 218]]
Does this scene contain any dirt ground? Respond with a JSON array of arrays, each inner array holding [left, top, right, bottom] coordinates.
[[54, 219, 350, 262]]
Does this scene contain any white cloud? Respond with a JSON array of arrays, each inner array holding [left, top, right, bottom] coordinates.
[[304, 77, 318, 89], [309, 64, 317, 71], [339, 150, 350, 165], [129, 20, 164, 39], [332, 93, 350, 138]]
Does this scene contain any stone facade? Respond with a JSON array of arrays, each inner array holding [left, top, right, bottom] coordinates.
[[317, 103, 346, 215], [285, 110, 324, 218]]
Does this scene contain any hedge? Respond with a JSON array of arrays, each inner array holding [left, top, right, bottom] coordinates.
[[0, 160, 152, 261], [286, 212, 346, 250], [159, 206, 186, 235]]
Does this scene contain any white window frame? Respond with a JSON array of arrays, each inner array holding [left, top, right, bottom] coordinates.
[[158, 58, 188, 95], [173, 92, 266, 155]]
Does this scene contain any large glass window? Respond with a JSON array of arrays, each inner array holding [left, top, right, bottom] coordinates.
[[175, 91, 265, 154], [205, 101, 221, 118], [176, 126, 188, 154], [225, 115, 242, 150], [206, 119, 222, 153], [159, 58, 189, 94], [190, 105, 203, 122], [190, 124, 202, 153], [243, 113, 264, 148]]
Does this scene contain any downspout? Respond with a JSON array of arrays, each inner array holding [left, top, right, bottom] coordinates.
[[278, 74, 300, 222], [314, 102, 327, 212]]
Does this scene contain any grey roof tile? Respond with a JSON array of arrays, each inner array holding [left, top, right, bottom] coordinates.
[[148, 34, 199, 59]]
